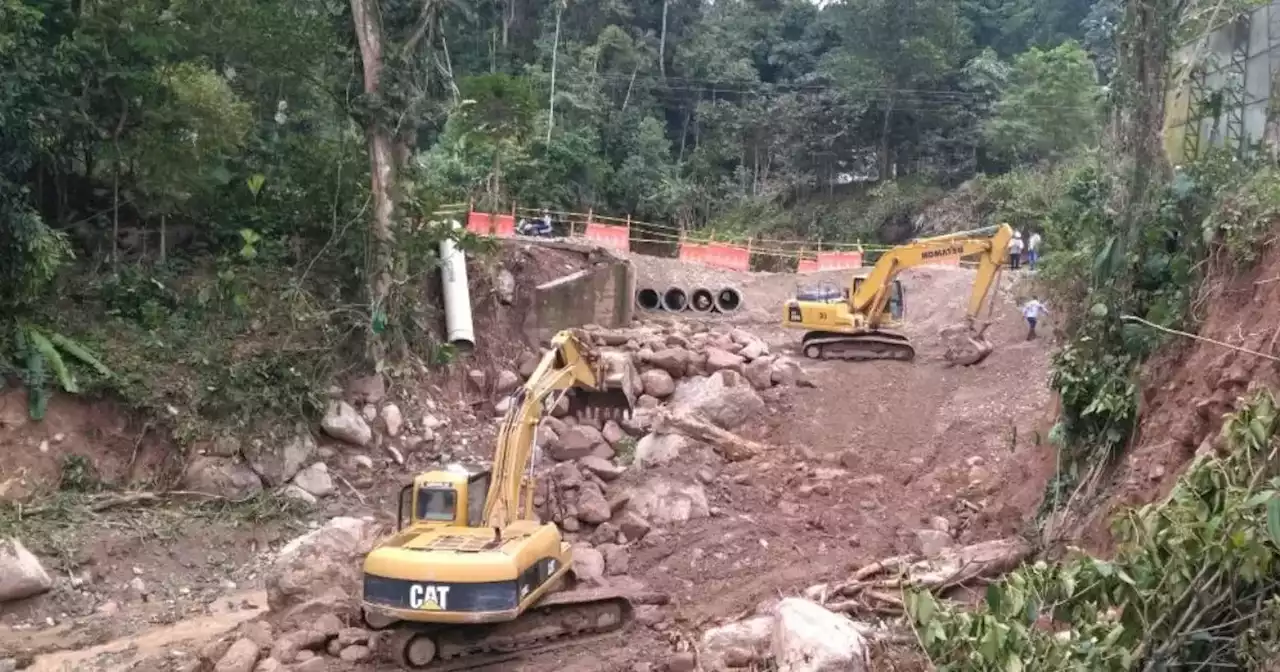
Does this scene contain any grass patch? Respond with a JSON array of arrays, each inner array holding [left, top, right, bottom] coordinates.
[[613, 436, 637, 466], [0, 490, 310, 573]]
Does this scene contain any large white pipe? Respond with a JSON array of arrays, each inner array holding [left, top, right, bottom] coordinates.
[[440, 220, 476, 349]]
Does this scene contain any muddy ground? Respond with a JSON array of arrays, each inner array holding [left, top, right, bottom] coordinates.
[[0, 253, 1055, 671]]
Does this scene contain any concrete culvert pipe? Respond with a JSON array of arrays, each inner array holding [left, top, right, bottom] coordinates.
[[715, 287, 743, 313], [661, 287, 690, 312], [689, 288, 715, 313], [636, 288, 663, 311]]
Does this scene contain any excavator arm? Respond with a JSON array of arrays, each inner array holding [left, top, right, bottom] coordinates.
[[481, 330, 635, 539], [851, 223, 1014, 327]]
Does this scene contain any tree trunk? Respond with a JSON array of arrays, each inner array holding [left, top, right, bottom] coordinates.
[[351, 0, 397, 370], [659, 0, 669, 78], [879, 93, 895, 180], [547, 2, 562, 144]]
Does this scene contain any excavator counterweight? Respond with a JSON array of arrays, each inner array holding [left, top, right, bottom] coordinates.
[[783, 224, 1013, 365], [360, 330, 639, 670]]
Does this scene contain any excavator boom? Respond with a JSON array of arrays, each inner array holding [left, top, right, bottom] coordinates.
[[482, 329, 635, 535]]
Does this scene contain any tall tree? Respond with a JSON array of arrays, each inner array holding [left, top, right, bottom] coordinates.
[[348, 0, 458, 367]]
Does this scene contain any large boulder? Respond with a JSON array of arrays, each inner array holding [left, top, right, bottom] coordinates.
[[744, 356, 775, 390], [704, 348, 746, 374], [640, 369, 676, 398], [292, 463, 335, 498], [669, 370, 766, 431], [495, 370, 521, 394], [380, 403, 404, 437], [321, 401, 372, 447], [771, 598, 870, 672], [626, 478, 709, 526], [571, 546, 606, 586], [265, 517, 380, 627], [634, 433, 690, 468], [739, 338, 769, 361], [579, 456, 626, 481], [615, 511, 652, 542], [213, 638, 261, 672], [770, 357, 814, 388], [243, 427, 317, 487], [644, 348, 691, 377], [182, 456, 264, 499], [700, 615, 775, 671], [552, 426, 606, 461], [0, 538, 52, 603], [575, 486, 613, 524]]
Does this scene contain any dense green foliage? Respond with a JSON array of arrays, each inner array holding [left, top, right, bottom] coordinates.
[[0, 0, 1110, 425]]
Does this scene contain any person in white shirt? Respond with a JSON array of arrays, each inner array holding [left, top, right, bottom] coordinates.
[[1027, 231, 1042, 270], [1022, 296, 1048, 340], [1008, 232, 1024, 270]]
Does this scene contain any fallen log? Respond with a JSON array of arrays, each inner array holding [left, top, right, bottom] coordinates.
[[650, 409, 765, 461], [833, 538, 1032, 601]]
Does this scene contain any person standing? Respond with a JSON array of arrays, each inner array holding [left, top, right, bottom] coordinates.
[[1008, 231, 1024, 270], [1022, 296, 1048, 340], [1027, 230, 1042, 270]]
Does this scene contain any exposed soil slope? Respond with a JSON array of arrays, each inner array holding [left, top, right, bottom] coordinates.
[[1080, 239, 1280, 554]]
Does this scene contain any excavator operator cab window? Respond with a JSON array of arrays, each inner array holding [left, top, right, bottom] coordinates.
[[416, 486, 457, 523], [888, 281, 905, 320]]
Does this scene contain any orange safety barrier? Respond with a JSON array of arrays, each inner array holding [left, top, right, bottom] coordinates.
[[677, 241, 706, 265], [797, 258, 820, 273], [493, 214, 516, 238], [466, 211, 492, 235], [679, 241, 750, 271], [584, 222, 630, 251], [816, 251, 864, 270]]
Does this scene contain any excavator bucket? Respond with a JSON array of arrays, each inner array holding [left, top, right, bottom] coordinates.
[[941, 321, 994, 367], [568, 349, 637, 420]]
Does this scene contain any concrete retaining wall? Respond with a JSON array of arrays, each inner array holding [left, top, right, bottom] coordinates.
[[520, 241, 636, 345]]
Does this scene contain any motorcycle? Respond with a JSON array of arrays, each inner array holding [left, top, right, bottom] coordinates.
[[515, 217, 555, 237]]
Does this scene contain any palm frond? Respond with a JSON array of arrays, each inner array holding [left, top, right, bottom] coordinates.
[[48, 332, 112, 377], [26, 328, 78, 394]]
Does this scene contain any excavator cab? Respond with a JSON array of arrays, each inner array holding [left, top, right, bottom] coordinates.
[[850, 275, 906, 325], [395, 468, 494, 531]]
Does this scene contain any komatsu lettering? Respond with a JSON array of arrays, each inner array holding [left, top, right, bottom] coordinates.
[[409, 584, 450, 610], [921, 245, 963, 259]]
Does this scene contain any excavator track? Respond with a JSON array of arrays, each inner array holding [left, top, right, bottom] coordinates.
[[800, 330, 916, 362], [378, 589, 634, 671]]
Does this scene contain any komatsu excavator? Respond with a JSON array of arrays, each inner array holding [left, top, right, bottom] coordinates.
[[782, 223, 1013, 365], [360, 329, 638, 670]]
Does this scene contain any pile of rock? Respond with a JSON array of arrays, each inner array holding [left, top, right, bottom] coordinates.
[[489, 322, 806, 587], [582, 321, 812, 395], [181, 424, 331, 504], [203, 613, 375, 672], [191, 517, 386, 671]]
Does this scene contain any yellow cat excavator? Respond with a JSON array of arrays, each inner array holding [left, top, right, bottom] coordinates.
[[782, 223, 1013, 365], [360, 329, 638, 670]]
